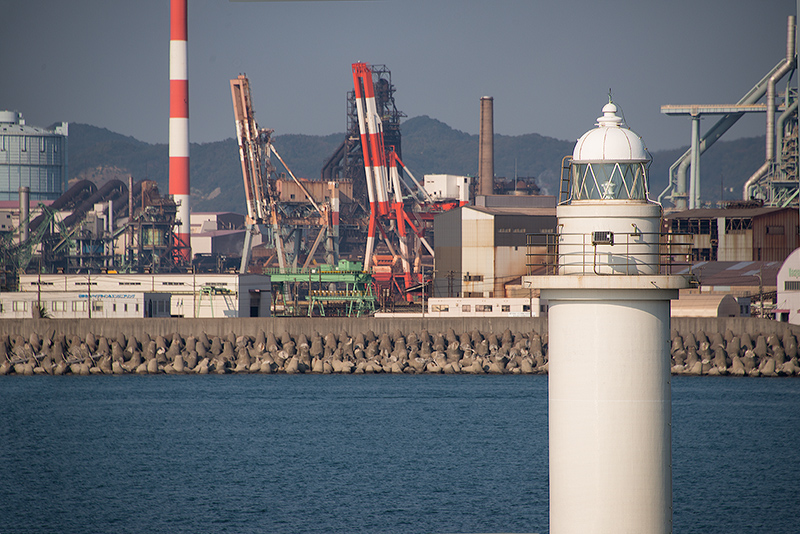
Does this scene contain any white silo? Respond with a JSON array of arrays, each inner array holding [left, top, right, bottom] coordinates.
[[0, 111, 67, 201], [527, 100, 688, 534]]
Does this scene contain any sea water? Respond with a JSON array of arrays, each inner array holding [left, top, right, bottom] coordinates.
[[0, 374, 797, 534]]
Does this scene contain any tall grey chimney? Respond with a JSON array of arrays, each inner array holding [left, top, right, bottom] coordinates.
[[479, 96, 495, 197]]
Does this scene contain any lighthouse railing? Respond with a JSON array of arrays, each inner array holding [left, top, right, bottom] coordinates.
[[526, 230, 692, 276]]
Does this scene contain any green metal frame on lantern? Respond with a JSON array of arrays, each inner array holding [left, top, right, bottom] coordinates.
[[571, 161, 648, 201]]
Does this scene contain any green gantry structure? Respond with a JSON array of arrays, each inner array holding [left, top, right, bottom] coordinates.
[[265, 259, 377, 317]]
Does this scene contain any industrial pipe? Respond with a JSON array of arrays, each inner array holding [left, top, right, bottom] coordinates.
[[669, 159, 689, 211], [28, 179, 96, 234], [663, 16, 796, 207], [775, 98, 798, 161], [110, 179, 146, 219], [18, 186, 29, 244], [767, 72, 777, 162], [107, 199, 113, 268], [766, 15, 796, 165], [321, 140, 346, 182], [743, 161, 771, 200], [128, 176, 134, 268], [689, 116, 700, 208], [743, 15, 795, 200], [61, 180, 127, 228]]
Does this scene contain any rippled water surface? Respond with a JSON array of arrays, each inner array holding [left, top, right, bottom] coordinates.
[[0, 375, 797, 534]]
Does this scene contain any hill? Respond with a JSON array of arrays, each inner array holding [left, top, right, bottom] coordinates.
[[67, 118, 766, 213], [400, 115, 572, 195]]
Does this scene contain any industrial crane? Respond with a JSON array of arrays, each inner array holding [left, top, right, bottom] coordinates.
[[230, 75, 283, 272], [230, 74, 327, 273], [351, 62, 435, 292]]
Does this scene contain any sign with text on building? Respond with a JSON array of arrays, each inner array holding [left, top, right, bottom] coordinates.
[[78, 294, 136, 299]]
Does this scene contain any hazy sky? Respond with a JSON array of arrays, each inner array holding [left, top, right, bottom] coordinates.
[[1, 0, 796, 152]]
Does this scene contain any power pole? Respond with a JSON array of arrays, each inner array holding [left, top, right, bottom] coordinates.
[[447, 270, 454, 298], [421, 264, 425, 317], [36, 255, 42, 317]]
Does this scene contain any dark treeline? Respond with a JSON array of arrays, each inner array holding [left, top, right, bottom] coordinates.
[[67, 118, 764, 214]]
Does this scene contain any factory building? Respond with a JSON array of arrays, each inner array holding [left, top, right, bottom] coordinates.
[[0, 210, 12, 232], [0, 290, 171, 319], [433, 195, 556, 298], [664, 206, 799, 262], [669, 260, 780, 318], [16, 273, 271, 318], [190, 211, 247, 264], [423, 174, 470, 203], [776, 248, 800, 323], [191, 229, 246, 259], [426, 297, 543, 317], [190, 212, 245, 234], [0, 111, 67, 201]]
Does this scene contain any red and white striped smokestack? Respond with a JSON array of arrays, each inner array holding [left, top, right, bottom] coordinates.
[[170, 0, 190, 260]]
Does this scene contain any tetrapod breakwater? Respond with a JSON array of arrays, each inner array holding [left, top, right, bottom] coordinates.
[[1, 317, 799, 376]]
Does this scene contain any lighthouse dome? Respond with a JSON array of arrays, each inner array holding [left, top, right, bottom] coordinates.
[[573, 102, 648, 162], [569, 101, 650, 201]]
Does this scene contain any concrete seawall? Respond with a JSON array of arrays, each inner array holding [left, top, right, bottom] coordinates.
[[0, 316, 547, 339], [2, 316, 797, 339], [2, 316, 799, 377], [672, 317, 800, 339]]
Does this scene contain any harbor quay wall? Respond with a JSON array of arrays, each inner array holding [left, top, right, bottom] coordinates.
[[1, 316, 799, 377], [0, 316, 547, 339], [2, 316, 798, 339], [672, 317, 800, 338]]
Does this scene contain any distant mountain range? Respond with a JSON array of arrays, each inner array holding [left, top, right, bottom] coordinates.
[[66, 117, 766, 214]]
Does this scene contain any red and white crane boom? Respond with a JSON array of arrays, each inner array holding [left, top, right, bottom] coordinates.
[[351, 62, 436, 287]]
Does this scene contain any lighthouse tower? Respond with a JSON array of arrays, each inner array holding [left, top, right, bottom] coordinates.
[[528, 101, 688, 534]]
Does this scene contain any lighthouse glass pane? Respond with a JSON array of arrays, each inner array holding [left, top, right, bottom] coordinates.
[[571, 163, 646, 200]]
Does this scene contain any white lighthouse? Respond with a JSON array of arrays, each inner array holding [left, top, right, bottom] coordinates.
[[525, 100, 688, 534]]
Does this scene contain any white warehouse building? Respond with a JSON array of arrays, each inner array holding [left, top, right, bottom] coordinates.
[[433, 199, 557, 298], [423, 174, 471, 203], [426, 297, 544, 317], [0, 290, 171, 319], [15, 273, 271, 318], [776, 247, 800, 323]]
